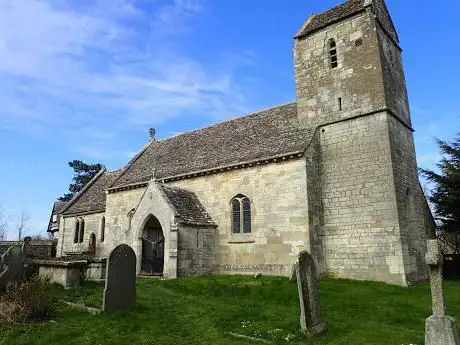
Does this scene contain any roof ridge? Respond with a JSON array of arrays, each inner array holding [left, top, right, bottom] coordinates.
[[156, 101, 296, 142]]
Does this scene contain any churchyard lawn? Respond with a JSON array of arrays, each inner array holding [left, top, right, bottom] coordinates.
[[1, 276, 460, 345]]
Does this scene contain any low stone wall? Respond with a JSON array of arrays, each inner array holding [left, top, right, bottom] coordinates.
[[0, 239, 57, 259]]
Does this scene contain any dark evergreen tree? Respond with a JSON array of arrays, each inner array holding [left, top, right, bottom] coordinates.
[[420, 134, 460, 232], [59, 160, 104, 202]]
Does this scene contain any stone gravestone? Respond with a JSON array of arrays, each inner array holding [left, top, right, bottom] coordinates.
[[295, 251, 326, 338], [425, 239, 460, 345], [103, 244, 136, 312]]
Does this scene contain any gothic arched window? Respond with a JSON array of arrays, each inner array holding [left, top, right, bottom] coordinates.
[[79, 219, 85, 243], [231, 194, 251, 234], [74, 220, 79, 243], [329, 38, 338, 68], [100, 216, 105, 242]]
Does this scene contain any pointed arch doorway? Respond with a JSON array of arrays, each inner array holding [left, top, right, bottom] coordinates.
[[141, 215, 165, 276]]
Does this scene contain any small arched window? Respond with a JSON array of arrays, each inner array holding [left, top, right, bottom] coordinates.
[[73, 220, 79, 243], [100, 216, 105, 242], [329, 38, 338, 68], [232, 199, 241, 234], [242, 198, 251, 233], [231, 195, 251, 234], [79, 219, 85, 243]]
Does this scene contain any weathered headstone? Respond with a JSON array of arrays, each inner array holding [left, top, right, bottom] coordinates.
[[103, 244, 136, 312], [425, 239, 460, 345], [295, 251, 326, 338]]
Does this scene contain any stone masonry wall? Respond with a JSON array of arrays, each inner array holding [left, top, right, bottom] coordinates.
[[372, 0, 398, 42], [170, 158, 310, 276], [387, 115, 429, 283], [304, 130, 325, 274], [1, 240, 56, 259], [294, 9, 385, 127], [377, 13, 429, 283], [319, 112, 408, 285], [178, 225, 216, 276], [59, 212, 105, 257], [103, 188, 145, 258], [377, 25, 410, 125]]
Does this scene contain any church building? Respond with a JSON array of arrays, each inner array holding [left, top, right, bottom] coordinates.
[[52, 0, 434, 286]]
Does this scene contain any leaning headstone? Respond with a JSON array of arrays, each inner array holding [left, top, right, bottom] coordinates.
[[425, 239, 460, 345], [295, 251, 326, 338], [102, 244, 136, 312]]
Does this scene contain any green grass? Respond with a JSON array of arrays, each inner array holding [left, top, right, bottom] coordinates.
[[50, 281, 103, 309], [1, 276, 459, 345]]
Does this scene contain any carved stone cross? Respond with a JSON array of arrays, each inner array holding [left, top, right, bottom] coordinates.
[[425, 239, 460, 345], [426, 239, 446, 316]]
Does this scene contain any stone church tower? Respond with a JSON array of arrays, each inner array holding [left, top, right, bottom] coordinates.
[[294, 0, 433, 285]]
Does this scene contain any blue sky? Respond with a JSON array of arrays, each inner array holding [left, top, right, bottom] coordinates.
[[0, 0, 458, 239]]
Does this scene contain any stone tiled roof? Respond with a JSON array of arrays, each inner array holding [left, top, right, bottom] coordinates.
[[47, 201, 69, 232], [54, 201, 69, 214], [54, 201, 69, 219], [111, 102, 313, 189], [160, 184, 216, 227], [62, 170, 121, 216], [295, 0, 366, 38]]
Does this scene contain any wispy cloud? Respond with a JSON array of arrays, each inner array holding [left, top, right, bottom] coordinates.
[[0, 0, 253, 156], [153, 0, 202, 35]]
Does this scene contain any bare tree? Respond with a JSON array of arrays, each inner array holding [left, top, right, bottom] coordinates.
[[16, 212, 29, 241]]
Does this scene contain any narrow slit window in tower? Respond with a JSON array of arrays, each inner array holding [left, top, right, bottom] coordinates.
[[338, 97, 342, 111], [329, 39, 338, 68]]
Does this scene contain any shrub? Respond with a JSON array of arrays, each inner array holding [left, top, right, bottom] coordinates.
[[0, 275, 54, 324]]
